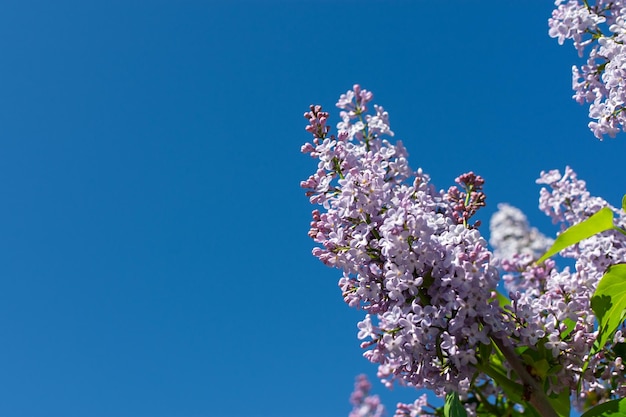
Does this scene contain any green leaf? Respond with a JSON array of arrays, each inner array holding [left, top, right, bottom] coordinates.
[[581, 398, 626, 417], [560, 317, 576, 339], [622, 194, 626, 212], [495, 290, 510, 308], [537, 207, 616, 264], [479, 341, 492, 365], [590, 264, 626, 354], [476, 362, 523, 405], [580, 264, 626, 387], [444, 392, 467, 417]]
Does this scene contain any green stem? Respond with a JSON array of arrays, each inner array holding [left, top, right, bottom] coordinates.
[[614, 225, 626, 237], [475, 362, 524, 405], [473, 384, 502, 415], [491, 337, 559, 417]]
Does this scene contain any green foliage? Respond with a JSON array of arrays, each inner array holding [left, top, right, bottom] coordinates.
[[495, 290, 511, 308], [444, 392, 467, 417], [476, 344, 524, 406], [560, 317, 576, 339], [590, 264, 626, 354], [519, 343, 570, 417], [536, 208, 616, 264], [578, 264, 626, 386], [581, 398, 626, 417], [622, 194, 626, 212]]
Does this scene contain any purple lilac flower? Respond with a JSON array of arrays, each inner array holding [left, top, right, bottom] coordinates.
[[302, 86, 507, 396], [538, 167, 626, 403], [503, 167, 626, 406], [549, 1, 626, 139], [305, 88, 626, 412], [349, 374, 385, 417], [392, 394, 430, 417]]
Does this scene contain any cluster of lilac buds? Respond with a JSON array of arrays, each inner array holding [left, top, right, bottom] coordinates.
[[304, 105, 330, 140], [445, 172, 486, 228], [549, 0, 626, 139]]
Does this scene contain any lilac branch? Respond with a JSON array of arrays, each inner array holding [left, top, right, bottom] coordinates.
[[491, 337, 558, 417]]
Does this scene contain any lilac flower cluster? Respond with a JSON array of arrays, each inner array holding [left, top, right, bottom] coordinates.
[[489, 167, 626, 405], [302, 86, 507, 396], [305, 87, 626, 415], [549, 0, 626, 139], [392, 395, 430, 417], [349, 374, 435, 417], [536, 167, 626, 403], [349, 375, 385, 417]]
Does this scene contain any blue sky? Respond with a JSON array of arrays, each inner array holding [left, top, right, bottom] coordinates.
[[0, 1, 624, 417]]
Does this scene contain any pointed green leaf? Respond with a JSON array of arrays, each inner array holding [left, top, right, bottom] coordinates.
[[581, 398, 626, 417], [444, 392, 467, 417], [590, 264, 626, 354], [622, 194, 626, 212], [537, 208, 615, 264]]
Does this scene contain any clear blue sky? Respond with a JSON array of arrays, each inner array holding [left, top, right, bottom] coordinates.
[[0, 1, 624, 417]]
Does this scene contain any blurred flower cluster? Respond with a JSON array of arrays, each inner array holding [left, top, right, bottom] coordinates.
[[348, 374, 385, 417]]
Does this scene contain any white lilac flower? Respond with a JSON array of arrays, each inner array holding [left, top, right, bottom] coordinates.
[[489, 203, 553, 262]]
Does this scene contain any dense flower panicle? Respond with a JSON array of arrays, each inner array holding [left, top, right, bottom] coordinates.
[[537, 166, 610, 226], [302, 86, 506, 396], [349, 375, 385, 417], [500, 167, 626, 404], [307, 88, 626, 415], [486, 170, 626, 408], [549, 0, 626, 138]]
